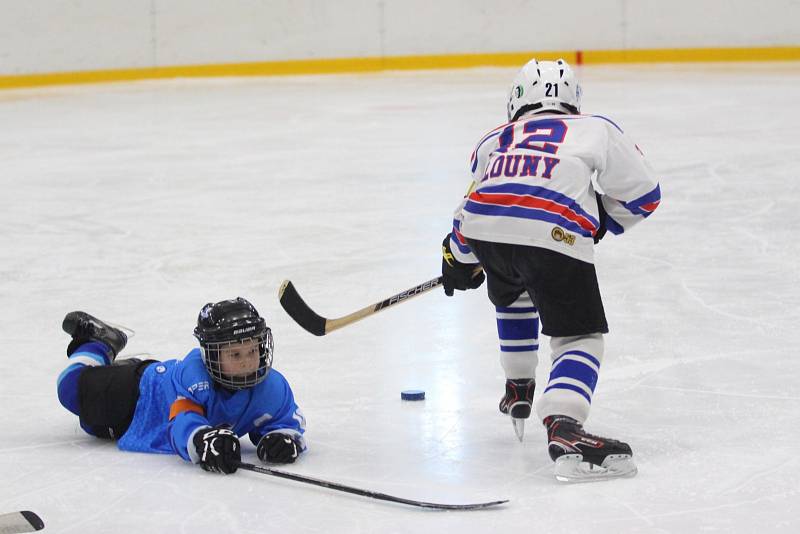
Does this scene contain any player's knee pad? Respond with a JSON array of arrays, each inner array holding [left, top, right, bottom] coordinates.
[[77, 360, 154, 440], [536, 334, 604, 423]]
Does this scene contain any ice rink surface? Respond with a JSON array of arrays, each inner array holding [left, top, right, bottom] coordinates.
[[1, 62, 799, 533]]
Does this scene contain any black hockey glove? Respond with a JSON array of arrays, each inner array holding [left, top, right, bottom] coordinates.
[[193, 426, 241, 474], [441, 234, 485, 297], [257, 432, 301, 464], [594, 193, 608, 244]]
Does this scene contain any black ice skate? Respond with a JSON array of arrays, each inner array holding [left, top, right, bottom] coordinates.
[[544, 415, 637, 482], [62, 311, 128, 360], [499, 379, 535, 442]]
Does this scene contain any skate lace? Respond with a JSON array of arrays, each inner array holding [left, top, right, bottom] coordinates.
[[508, 381, 534, 400], [76, 319, 97, 339]]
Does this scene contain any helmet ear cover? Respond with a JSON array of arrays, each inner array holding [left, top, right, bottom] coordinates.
[[193, 298, 274, 390]]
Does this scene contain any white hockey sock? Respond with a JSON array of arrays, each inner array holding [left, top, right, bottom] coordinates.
[[495, 292, 539, 379], [536, 334, 604, 423]]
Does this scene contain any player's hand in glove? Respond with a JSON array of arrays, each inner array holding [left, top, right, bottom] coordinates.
[[193, 426, 241, 474], [441, 234, 485, 297], [594, 193, 608, 244], [257, 432, 302, 464]]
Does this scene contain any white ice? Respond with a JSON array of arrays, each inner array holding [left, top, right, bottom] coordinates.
[[1, 62, 799, 533]]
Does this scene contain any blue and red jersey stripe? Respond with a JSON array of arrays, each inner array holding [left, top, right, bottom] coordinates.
[[464, 183, 600, 238], [621, 184, 661, 216], [450, 219, 473, 255]]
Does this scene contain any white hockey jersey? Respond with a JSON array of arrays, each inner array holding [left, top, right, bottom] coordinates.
[[450, 113, 661, 264]]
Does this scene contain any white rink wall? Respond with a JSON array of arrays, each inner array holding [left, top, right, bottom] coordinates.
[[1, 0, 799, 75]]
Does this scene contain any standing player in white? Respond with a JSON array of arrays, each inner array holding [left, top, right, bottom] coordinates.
[[441, 58, 660, 481]]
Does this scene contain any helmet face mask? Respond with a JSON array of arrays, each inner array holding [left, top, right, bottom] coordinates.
[[507, 58, 582, 122], [193, 298, 274, 390]]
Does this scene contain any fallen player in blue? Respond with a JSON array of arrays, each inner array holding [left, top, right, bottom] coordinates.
[[56, 297, 306, 474]]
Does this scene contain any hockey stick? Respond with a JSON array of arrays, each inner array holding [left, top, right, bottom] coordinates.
[[278, 276, 443, 336], [0, 511, 44, 534], [235, 461, 507, 510]]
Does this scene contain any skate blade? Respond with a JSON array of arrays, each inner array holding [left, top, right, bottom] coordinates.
[[104, 320, 136, 338], [512, 418, 525, 442], [553, 454, 638, 483]]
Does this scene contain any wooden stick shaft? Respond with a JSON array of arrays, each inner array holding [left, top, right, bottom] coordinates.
[[325, 276, 443, 333], [278, 276, 443, 336]]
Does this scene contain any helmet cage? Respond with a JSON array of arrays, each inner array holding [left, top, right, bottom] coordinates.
[[200, 328, 273, 390]]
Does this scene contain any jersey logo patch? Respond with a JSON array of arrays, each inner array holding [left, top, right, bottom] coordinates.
[[551, 227, 576, 245]]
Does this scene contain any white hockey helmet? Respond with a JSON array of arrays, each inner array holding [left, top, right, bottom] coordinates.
[[507, 58, 582, 121]]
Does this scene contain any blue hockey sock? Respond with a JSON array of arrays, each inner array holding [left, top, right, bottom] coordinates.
[[56, 341, 111, 415]]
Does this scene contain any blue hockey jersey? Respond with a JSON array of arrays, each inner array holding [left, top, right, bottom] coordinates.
[[117, 349, 306, 462]]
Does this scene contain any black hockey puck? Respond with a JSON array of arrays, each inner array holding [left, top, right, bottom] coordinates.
[[401, 389, 425, 401]]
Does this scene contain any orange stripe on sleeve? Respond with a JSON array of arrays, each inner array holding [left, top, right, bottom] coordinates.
[[169, 397, 205, 420]]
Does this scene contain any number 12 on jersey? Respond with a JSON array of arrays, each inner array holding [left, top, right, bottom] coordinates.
[[497, 119, 568, 155]]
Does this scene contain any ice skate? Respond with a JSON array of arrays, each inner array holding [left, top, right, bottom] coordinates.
[[62, 311, 128, 359], [499, 379, 535, 442], [544, 415, 637, 482]]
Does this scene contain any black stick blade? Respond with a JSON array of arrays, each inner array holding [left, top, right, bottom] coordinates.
[[278, 280, 327, 336], [0, 511, 45, 533], [20, 512, 44, 531], [411, 499, 509, 511]]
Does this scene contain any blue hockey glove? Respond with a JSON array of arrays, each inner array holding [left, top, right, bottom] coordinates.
[[257, 432, 301, 464], [442, 234, 485, 296], [193, 426, 241, 474]]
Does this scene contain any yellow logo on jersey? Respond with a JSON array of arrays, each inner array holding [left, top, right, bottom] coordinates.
[[551, 227, 576, 245]]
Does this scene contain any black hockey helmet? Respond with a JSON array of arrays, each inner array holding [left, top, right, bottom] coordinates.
[[193, 297, 274, 390]]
